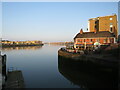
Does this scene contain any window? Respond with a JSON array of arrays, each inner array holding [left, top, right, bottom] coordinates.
[[110, 18, 112, 20], [90, 39, 92, 42], [110, 23, 113, 25], [95, 21, 97, 24], [77, 39, 82, 43], [84, 39, 85, 42], [110, 23, 113, 27], [110, 27, 113, 32], [95, 25, 97, 29], [77, 39, 80, 42], [86, 39, 89, 43], [110, 25, 113, 27]]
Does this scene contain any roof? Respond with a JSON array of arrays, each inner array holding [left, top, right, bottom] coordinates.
[[89, 14, 116, 21], [74, 31, 115, 39]]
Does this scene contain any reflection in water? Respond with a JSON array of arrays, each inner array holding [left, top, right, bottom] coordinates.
[[2, 46, 43, 51], [4, 45, 80, 88], [58, 56, 118, 89]]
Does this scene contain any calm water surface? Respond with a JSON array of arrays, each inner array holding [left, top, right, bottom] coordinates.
[[2, 45, 117, 88], [2, 45, 79, 88]]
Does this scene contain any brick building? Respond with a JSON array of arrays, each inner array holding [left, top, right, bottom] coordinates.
[[88, 14, 118, 39], [74, 14, 118, 50], [74, 29, 116, 49]]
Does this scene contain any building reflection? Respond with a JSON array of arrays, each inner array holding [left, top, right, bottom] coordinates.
[[58, 56, 118, 89], [2, 46, 43, 51]]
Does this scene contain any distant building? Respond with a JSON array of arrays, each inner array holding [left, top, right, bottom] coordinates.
[[88, 14, 118, 39], [1, 40, 43, 45]]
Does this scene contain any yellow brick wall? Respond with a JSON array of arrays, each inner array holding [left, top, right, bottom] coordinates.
[[89, 15, 118, 39]]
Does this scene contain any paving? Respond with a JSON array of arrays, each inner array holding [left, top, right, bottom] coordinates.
[[5, 70, 25, 88]]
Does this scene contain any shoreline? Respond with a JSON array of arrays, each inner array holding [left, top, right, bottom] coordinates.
[[58, 48, 119, 68], [2, 44, 44, 47]]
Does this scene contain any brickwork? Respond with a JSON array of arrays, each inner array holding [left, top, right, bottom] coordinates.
[[88, 14, 118, 39], [75, 37, 115, 45]]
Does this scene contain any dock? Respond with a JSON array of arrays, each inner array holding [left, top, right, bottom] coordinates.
[[4, 70, 25, 88], [1, 53, 25, 88]]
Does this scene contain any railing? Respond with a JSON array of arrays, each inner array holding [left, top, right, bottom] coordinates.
[[7, 67, 19, 72]]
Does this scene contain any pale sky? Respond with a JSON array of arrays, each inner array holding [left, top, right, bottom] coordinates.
[[2, 2, 118, 42]]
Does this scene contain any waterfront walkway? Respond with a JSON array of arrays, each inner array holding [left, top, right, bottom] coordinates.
[[5, 70, 25, 88]]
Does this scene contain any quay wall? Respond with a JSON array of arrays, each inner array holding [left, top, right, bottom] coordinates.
[[58, 49, 118, 68], [58, 49, 82, 60]]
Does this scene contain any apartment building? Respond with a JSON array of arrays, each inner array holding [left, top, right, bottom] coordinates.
[[88, 14, 118, 39]]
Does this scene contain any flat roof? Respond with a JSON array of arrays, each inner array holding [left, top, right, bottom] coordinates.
[[89, 14, 116, 20]]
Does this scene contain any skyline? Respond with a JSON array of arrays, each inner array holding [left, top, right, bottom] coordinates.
[[2, 2, 119, 42]]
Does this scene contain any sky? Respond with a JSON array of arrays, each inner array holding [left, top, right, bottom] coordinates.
[[2, 2, 118, 42]]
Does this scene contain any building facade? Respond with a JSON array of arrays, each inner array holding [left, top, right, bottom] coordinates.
[[74, 29, 116, 50], [88, 14, 118, 39], [73, 14, 118, 50]]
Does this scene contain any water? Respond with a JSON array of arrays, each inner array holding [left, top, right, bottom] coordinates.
[[2, 45, 79, 88], [2, 45, 118, 89]]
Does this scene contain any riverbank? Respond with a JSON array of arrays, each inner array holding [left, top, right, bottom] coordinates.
[[58, 44, 119, 68], [2, 44, 44, 47], [58, 45, 119, 89]]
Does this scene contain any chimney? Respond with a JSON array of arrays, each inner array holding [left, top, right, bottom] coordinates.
[[80, 29, 83, 34]]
